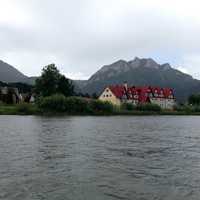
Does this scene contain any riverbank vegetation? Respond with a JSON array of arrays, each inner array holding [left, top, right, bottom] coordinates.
[[1, 97, 200, 115], [0, 102, 39, 115], [1, 64, 200, 116]]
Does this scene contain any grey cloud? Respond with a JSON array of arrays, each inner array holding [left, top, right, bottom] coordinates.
[[0, 0, 200, 79]]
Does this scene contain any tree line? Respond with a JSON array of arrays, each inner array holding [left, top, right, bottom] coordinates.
[[1, 63, 200, 115]]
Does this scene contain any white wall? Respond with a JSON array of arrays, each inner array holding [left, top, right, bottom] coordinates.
[[99, 88, 121, 105]]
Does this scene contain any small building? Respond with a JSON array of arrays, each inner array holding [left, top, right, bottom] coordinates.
[[0, 87, 21, 104], [20, 93, 36, 103], [99, 83, 176, 109], [29, 95, 35, 103]]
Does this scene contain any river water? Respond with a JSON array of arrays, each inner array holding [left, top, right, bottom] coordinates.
[[0, 116, 200, 200]]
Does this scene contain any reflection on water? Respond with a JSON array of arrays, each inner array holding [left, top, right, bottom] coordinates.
[[0, 116, 200, 200]]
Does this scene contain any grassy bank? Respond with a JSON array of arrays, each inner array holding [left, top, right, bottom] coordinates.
[[1, 106, 200, 116], [0, 103, 39, 115], [1, 95, 200, 116], [1, 104, 200, 116]]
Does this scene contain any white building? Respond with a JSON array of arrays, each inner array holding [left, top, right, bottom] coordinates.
[[99, 84, 176, 109]]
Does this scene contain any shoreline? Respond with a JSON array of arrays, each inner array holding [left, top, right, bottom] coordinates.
[[0, 106, 200, 116]]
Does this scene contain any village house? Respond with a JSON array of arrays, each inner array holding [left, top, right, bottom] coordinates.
[[99, 83, 176, 109], [0, 87, 35, 104], [20, 93, 35, 103], [0, 87, 21, 104]]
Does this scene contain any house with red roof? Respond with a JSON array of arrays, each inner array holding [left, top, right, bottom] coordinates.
[[99, 83, 176, 109]]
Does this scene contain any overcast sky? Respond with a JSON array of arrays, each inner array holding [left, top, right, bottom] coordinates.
[[0, 0, 200, 80]]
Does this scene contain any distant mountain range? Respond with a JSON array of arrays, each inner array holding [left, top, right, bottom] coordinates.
[[77, 57, 200, 102], [0, 60, 36, 85], [1, 57, 200, 102]]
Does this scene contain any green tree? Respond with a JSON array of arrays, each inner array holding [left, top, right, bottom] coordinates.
[[35, 64, 74, 97], [57, 75, 74, 97], [92, 92, 98, 99], [84, 93, 90, 98], [188, 94, 200, 105]]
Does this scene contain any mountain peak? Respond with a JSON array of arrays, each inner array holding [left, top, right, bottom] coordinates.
[[133, 56, 140, 61], [144, 58, 159, 67], [0, 59, 28, 83], [113, 59, 127, 64], [161, 63, 172, 70], [128, 57, 159, 69], [80, 57, 200, 102], [92, 57, 166, 80], [93, 59, 130, 77]]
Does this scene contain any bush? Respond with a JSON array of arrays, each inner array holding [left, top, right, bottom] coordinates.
[[194, 106, 200, 112], [188, 94, 200, 105], [89, 100, 114, 114], [37, 94, 67, 112], [16, 103, 38, 114], [174, 104, 200, 113], [37, 95, 115, 114], [136, 103, 161, 112], [173, 105, 189, 112], [121, 103, 136, 111], [64, 97, 91, 113], [37, 95, 165, 114]]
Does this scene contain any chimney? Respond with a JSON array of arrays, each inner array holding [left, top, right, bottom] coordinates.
[[124, 81, 128, 91]]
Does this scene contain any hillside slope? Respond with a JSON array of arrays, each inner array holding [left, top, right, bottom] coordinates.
[[0, 60, 28, 83], [79, 57, 200, 102]]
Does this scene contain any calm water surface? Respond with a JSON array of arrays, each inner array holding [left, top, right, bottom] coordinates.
[[0, 116, 200, 200]]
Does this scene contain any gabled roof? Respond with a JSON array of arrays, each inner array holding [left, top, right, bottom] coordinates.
[[151, 87, 174, 98], [134, 87, 150, 103], [163, 88, 173, 98], [106, 84, 175, 102], [108, 85, 152, 102], [108, 85, 125, 98]]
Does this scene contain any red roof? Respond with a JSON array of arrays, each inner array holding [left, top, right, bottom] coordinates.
[[107, 85, 175, 103], [109, 85, 125, 98], [163, 88, 173, 98]]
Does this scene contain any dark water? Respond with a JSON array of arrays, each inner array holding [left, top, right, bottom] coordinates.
[[0, 116, 200, 200]]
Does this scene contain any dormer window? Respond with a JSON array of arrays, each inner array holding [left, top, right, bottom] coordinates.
[[122, 95, 127, 99]]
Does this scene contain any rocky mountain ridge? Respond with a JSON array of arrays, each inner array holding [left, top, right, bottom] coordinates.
[[0, 57, 199, 102], [78, 57, 199, 102]]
